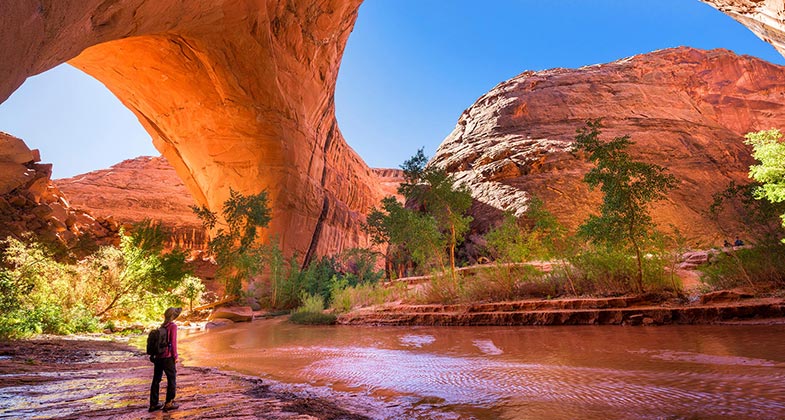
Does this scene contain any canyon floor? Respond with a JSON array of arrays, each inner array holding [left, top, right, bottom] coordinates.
[[0, 338, 381, 420]]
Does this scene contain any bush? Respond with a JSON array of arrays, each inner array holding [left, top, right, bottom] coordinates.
[[329, 279, 407, 312], [289, 293, 337, 325], [289, 311, 337, 325], [569, 248, 672, 295], [699, 242, 785, 290]]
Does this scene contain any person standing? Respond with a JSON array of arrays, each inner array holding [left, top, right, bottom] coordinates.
[[149, 307, 181, 412]]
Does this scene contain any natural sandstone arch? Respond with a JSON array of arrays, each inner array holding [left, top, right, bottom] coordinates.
[[0, 0, 375, 262], [0, 0, 782, 261]]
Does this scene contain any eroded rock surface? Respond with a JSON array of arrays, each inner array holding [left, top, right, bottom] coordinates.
[[702, 0, 785, 57], [56, 156, 207, 250], [431, 47, 785, 244], [0, 132, 117, 250], [0, 0, 377, 263]]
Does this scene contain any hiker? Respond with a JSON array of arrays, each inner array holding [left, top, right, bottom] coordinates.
[[149, 307, 181, 412], [734, 236, 744, 247], [723, 239, 731, 248]]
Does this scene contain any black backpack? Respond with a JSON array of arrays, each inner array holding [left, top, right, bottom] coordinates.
[[145, 325, 169, 357]]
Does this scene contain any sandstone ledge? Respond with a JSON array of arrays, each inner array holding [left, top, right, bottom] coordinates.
[[337, 296, 785, 326]]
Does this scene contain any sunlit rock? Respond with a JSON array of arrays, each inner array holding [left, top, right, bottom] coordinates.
[[431, 47, 785, 245]]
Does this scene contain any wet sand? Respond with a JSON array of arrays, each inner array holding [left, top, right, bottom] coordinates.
[[0, 337, 377, 419]]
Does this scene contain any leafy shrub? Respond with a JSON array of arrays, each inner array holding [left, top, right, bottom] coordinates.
[[289, 293, 336, 325], [289, 311, 337, 325], [329, 279, 407, 312], [699, 242, 785, 290], [569, 248, 672, 295]]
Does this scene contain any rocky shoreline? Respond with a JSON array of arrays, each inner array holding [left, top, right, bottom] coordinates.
[[0, 338, 379, 419]]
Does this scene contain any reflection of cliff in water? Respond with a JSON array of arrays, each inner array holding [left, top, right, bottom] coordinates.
[[182, 319, 785, 419]]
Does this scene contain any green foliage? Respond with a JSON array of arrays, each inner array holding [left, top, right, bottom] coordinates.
[[699, 241, 785, 290], [366, 196, 444, 274], [400, 149, 473, 273], [709, 181, 785, 242], [178, 275, 206, 312], [365, 148, 473, 276], [193, 189, 272, 297], [289, 311, 337, 325], [329, 280, 408, 313], [0, 238, 102, 338], [289, 293, 336, 325], [295, 292, 325, 313], [485, 198, 567, 262], [0, 220, 196, 338], [337, 248, 384, 285], [574, 119, 677, 292], [568, 247, 673, 295], [744, 129, 785, 239], [82, 221, 189, 319]]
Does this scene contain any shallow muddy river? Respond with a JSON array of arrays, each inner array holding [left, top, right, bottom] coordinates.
[[181, 319, 785, 419]]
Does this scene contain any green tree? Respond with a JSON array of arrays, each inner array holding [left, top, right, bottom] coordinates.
[[744, 129, 785, 239], [85, 220, 188, 318], [398, 149, 474, 277], [485, 197, 566, 262], [366, 195, 444, 276], [574, 119, 677, 292], [192, 189, 272, 298]]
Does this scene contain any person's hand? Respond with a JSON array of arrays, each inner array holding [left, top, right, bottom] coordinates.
[[174, 357, 179, 364]]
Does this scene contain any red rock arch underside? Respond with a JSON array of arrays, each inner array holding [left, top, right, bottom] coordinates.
[[0, 0, 781, 260]]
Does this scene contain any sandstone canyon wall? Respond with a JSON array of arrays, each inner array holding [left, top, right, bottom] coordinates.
[[0, 0, 379, 264], [431, 47, 785, 245], [55, 156, 207, 250], [2, 1, 785, 262]]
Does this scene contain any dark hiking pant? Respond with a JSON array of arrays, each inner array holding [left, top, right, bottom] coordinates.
[[150, 357, 176, 406]]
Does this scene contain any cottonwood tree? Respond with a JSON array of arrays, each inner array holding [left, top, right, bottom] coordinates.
[[192, 189, 272, 298], [366, 149, 472, 278], [745, 129, 785, 240], [574, 119, 677, 292]]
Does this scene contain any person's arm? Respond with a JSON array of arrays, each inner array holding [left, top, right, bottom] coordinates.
[[169, 323, 178, 362]]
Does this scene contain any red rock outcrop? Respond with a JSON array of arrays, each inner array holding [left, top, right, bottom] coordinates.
[[431, 47, 785, 245], [0, 132, 117, 250], [55, 156, 207, 250], [0, 0, 377, 264], [1, 2, 783, 263]]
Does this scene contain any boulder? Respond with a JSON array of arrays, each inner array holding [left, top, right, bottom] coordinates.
[[209, 307, 254, 323]]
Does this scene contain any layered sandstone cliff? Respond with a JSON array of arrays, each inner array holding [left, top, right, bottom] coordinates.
[[431, 47, 785, 245], [0, 132, 116, 250], [55, 156, 207, 250]]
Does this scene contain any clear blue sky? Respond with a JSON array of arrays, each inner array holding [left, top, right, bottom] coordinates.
[[0, 0, 783, 179]]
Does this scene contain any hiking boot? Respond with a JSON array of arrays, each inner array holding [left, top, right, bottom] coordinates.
[[162, 401, 179, 412], [148, 403, 163, 412]]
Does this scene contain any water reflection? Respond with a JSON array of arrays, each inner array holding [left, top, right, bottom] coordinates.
[[181, 320, 785, 419]]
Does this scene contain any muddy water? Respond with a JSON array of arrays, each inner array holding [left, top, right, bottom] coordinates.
[[181, 320, 785, 419]]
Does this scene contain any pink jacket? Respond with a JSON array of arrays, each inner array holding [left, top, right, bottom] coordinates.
[[159, 322, 178, 359]]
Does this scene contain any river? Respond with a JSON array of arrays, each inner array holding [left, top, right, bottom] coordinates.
[[180, 319, 785, 419]]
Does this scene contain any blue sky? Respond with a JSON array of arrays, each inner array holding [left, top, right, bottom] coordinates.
[[1, 0, 783, 179]]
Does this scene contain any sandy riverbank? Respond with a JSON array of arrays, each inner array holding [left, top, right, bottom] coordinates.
[[0, 337, 382, 419]]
